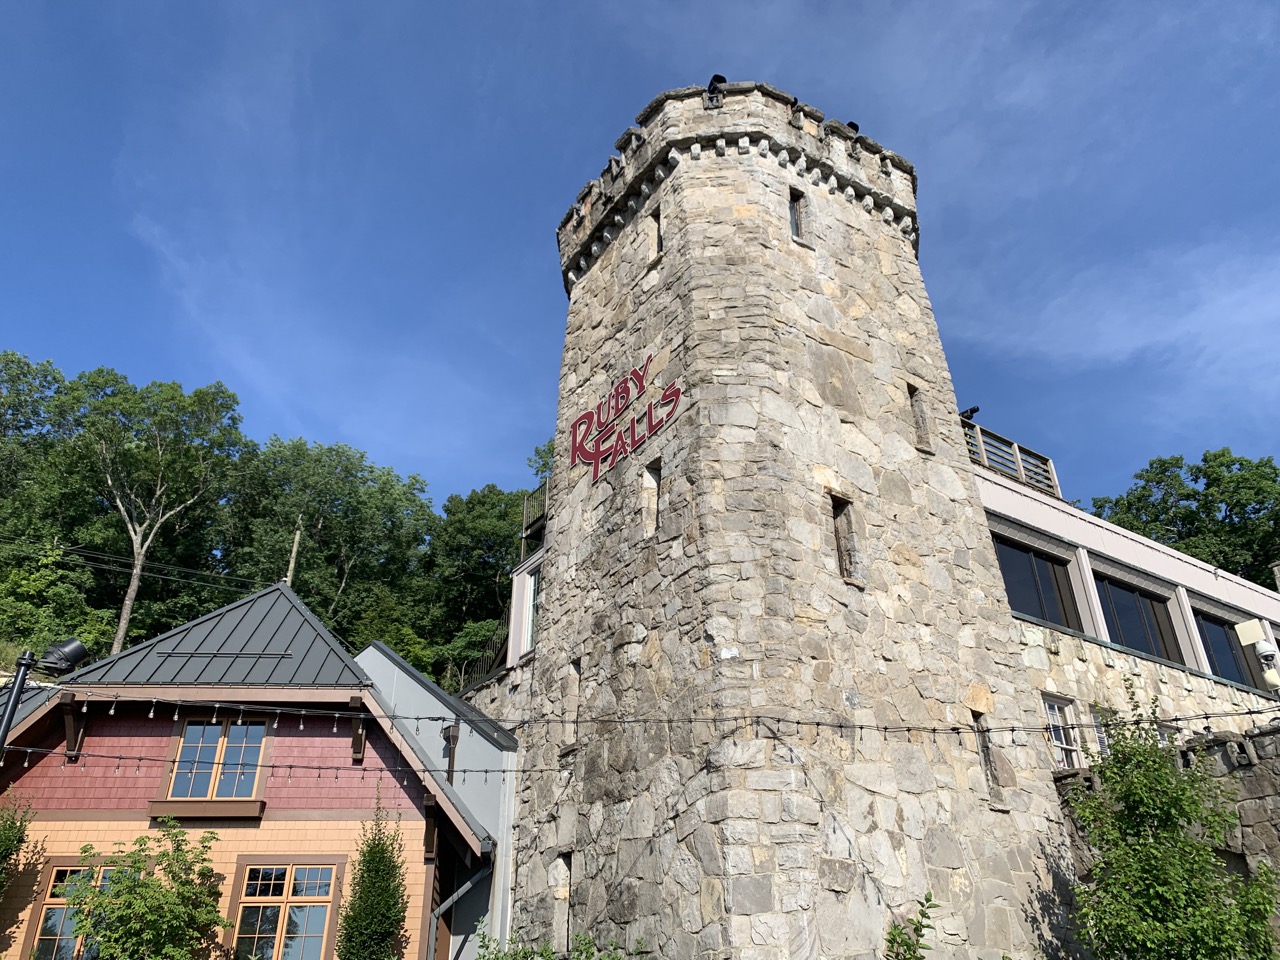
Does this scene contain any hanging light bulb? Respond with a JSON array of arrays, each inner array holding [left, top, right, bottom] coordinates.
[[332, 714, 338, 734], [108, 695, 117, 716], [148, 700, 156, 720]]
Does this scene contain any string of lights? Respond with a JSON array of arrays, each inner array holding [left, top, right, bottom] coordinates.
[[23, 689, 1280, 742], [0, 742, 525, 781]]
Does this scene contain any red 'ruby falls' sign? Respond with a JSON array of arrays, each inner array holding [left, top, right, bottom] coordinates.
[[569, 355, 682, 483]]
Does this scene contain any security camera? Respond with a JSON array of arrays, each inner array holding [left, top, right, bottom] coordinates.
[[1257, 638, 1280, 666], [1235, 620, 1280, 690]]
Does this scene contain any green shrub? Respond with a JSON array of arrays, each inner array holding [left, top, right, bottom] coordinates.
[[64, 817, 228, 960], [1068, 687, 1278, 960], [337, 800, 409, 960], [0, 788, 31, 897]]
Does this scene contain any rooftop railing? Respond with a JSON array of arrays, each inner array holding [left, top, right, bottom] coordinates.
[[521, 481, 548, 560], [963, 420, 1060, 498]]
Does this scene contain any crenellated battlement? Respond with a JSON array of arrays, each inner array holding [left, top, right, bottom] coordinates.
[[556, 80, 920, 293]]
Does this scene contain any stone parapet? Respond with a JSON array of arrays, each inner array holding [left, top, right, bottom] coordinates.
[[556, 81, 919, 292]]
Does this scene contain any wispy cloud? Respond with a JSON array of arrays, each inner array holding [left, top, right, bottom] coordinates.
[[949, 238, 1280, 421]]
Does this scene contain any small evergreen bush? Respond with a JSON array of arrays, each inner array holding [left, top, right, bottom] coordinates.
[[337, 800, 409, 960]]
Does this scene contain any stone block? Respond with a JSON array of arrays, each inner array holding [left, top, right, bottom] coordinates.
[[727, 875, 774, 915]]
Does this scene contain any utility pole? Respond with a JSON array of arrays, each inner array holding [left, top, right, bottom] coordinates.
[[284, 514, 303, 587]]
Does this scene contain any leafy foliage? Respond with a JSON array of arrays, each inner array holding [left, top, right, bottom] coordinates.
[[0, 549, 115, 661], [337, 800, 409, 960], [219, 437, 434, 642], [0, 789, 32, 898], [1093, 449, 1280, 589], [476, 931, 632, 960], [883, 891, 935, 960], [0, 352, 537, 684], [528, 437, 554, 484], [64, 818, 229, 960], [1067, 687, 1279, 960]]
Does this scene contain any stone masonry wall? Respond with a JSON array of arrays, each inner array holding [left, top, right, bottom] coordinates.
[[467, 82, 1280, 960]]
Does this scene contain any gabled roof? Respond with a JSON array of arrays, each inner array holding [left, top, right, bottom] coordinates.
[[63, 583, 369, 688]]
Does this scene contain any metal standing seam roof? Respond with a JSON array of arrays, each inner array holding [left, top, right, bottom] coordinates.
[[62, 583, 370, 688]]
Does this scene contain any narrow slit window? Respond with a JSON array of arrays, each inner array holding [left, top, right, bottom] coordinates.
[[907, 384, 932, 451], [642, 459, 661, 537], [789, 188, 806, 239], [564, 658, 581, 744], [831, 494, 858, 582], [651, 208, 663, 256], [972, 710, 1003, 801]]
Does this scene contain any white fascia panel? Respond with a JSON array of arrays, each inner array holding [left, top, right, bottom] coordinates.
[[975, 471, 1280, 625]]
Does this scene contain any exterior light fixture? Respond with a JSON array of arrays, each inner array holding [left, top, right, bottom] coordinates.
[[0, 638, 92, 761]]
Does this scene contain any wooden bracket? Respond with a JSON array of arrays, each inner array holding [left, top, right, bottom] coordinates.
[[59, 692, 85, 761], [423, 795, 438, 862], [349, 695, 366, 761]]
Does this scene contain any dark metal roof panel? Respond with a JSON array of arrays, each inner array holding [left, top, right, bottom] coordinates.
[[63, 584, 369, 688]]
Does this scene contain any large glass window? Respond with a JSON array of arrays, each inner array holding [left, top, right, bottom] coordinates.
[[993, 538, 1082, 631], [169, 720, 265, 800], [1095, 575, 1182, 664], [30, 867, 111, 960], [234, 865, 335, 960], [1194, 611, 1256, 688]]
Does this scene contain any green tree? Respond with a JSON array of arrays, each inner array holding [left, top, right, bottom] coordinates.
[[218, 437, 433, 647], [64, 818, 229, 960], [1068, 690, 1278, 960], [0, 351, 64, 492], [424, 484, 523, 643], [0, 790, 32, 900], [527, 437, 554, 484], [54, 370, 245, 653], [337, 801, 408, 960], [1093, 449, 1280, 589], [0, 548, 115, 662]]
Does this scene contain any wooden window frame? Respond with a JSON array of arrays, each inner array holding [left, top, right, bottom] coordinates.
[[148, 717, 272, 820], [223, 856, 347, 960], [906, 383, 933, 453], [828, 491, 864, 588], [20, 857, 106, 960]]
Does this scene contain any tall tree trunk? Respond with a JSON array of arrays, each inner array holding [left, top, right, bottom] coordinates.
[[111, 551, 146, 655]]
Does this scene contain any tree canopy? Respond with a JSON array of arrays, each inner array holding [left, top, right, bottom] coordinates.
[[0, 351, 536, 685], [1093, 449, 1280, 589]]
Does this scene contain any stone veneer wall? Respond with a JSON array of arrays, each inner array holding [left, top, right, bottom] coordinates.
[[466, 82, 1280, 960]]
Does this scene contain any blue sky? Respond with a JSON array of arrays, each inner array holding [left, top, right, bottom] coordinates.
[[1, 2, 1277, 506]]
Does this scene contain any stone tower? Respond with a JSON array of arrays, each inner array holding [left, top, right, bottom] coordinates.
[[504, 82, 1074, 959]]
